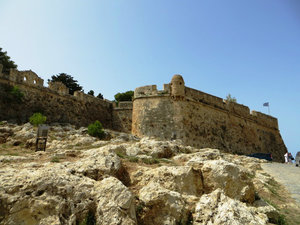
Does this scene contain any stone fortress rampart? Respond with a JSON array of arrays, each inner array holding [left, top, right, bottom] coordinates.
[[132, 75, 287, 162], [0, 64, 286, 162], [133, 80, 278, 130], [0, 65, 132, 132]]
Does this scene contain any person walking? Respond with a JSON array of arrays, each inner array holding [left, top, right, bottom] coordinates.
[[288, 152, 294, 163], [284, 152, 288, 164]]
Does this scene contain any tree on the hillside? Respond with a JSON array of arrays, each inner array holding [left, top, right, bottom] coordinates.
[[87, 90, 94, 96], [226, 94, 237, 103], [0, 48, 18, 73], [114, 91, 134, 102], [48, 73, 82, 95], [97, 93, 103, 99]]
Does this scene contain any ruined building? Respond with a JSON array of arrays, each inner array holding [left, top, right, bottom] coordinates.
[[0, 66, 132, 132], [0, 66, 286, 161]]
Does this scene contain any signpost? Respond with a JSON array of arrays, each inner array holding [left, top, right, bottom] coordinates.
[[35, 125, 49, 151]]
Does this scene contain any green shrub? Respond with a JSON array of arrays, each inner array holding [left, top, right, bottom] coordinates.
[[277, 214, 287, 225], [10, 86, 24, 102], [114, 90, 134, 102], [29, 113, 47, 126], [87, 120, 105, 139], [1, 84, 24, 103], [226, 94, 237, 103]]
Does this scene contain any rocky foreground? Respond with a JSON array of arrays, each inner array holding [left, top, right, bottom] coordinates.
[[0, 122, 296, 225]]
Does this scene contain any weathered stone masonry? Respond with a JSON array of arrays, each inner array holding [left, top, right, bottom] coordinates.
[[132, 75, 287, 162], [0, 66, 132, 132], [0, 65, 287, 161]]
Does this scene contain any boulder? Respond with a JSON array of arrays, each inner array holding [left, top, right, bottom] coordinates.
[[194, 189, 268, 225], [138, 182, 189, 225], [201, 160, 255, 203], [70, 147, 130, 185], [0, 166, 136, 225], [0, 165, 96, 225], [93, 177, 137, 225], [253, 199, 280, 223], [134, 166, 203, 197]]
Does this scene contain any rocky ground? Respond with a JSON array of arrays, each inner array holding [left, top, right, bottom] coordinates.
[[0, 122, 300, 225]]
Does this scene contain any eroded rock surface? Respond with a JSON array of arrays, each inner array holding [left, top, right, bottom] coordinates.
[[194, 189, 268, 225], [0, 123, 284, 225]]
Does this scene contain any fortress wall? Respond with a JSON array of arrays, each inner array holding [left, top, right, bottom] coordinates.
[[178, 100, 286, 162], [134, 84, 171, 99], [134, 85, 158, 98], [132, 76, 287, 162], [112, 101, 133, 133], [185, 87, 225, 110], [0, 72, 113, 128], [251, 111, 278, 130], [132, 97, 181, 140], [225, 102, 251, 119], [185, 86, 278, 129], [118, 101, 133, 109], [163, 84, 171, 93], [132, 95, 286, 162]]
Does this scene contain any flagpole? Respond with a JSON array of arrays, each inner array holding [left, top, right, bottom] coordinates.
[[263, 102, 270, 115]]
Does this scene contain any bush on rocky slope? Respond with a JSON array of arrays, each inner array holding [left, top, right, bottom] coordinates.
[[29, 112, 47, 126], [87, 120, 105, 139]]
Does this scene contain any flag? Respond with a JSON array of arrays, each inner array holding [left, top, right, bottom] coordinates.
[[263, 102, 269, 107]]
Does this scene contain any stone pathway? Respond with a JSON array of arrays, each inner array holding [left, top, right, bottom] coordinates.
[[262, 162, 300, 206]]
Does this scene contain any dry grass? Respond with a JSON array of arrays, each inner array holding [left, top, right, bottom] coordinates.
[[0, 144, 33, 156], [257, 176, 300, 225]]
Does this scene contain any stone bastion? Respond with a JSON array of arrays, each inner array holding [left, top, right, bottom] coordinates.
[[132, 75, 287, 162]]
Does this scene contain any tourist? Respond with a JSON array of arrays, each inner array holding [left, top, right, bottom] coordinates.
[[288, 152, 294, 163], [284, 152, 288, 164]]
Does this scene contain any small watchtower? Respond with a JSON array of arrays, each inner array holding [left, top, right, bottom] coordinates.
[[170, 74, 185, 99]]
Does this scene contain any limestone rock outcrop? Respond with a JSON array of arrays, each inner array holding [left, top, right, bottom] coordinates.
[[0, 123, 284, 225], [138, 182, 189, 225], [133, 166, 203, 197], [200, 159, 255, 203], [0, 164, 136, 225], [194, 189, 268, 225]]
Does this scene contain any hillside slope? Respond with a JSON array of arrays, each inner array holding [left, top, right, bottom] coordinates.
[[0, 122, 299, 225]]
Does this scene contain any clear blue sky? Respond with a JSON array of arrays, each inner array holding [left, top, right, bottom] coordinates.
[[0, 0, 299, 157]]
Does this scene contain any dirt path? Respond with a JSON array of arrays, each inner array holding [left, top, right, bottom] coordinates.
[[262, 162, 300, 206]]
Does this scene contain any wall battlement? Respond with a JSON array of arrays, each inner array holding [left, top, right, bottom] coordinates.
[[132, 75, 286, 162], [134, 84, 171, 98]]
